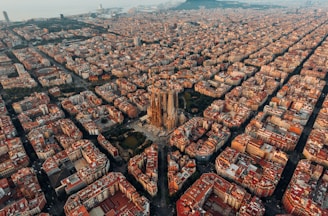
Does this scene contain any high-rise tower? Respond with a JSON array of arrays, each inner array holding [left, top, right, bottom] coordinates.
[[3, 11, 10, 23]]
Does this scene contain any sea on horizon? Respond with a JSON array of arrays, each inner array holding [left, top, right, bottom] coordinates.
[[0, 0, 185, 21]]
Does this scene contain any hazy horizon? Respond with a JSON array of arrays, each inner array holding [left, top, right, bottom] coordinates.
[[0, 0, 185, 21], [0, 0, 325, 21]]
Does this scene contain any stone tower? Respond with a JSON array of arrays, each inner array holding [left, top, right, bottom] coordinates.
[[147, 88, 178, 130]]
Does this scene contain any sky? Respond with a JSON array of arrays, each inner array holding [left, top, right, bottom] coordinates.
[[0, 0, 185, 21]]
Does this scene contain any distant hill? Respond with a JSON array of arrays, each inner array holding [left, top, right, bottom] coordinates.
[[186, 0, 218, 1], [173, 0, 284, 10]]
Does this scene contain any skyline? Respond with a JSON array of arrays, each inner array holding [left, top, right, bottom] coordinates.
[[0, 0, 321, 22], [0, 0, 185, 21]]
